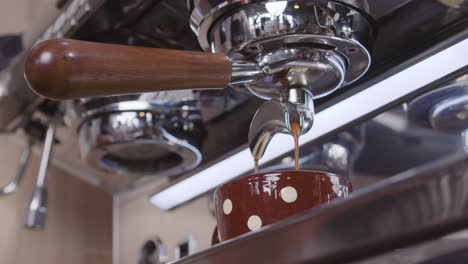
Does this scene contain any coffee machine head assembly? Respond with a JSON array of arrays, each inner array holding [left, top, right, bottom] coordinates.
[[189, 0, 372, 159]]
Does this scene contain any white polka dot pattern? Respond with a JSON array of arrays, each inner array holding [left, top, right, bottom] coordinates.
[[223, 199, 233, 215], [280, 186, 298, 203], [247, 215, 262, 231]]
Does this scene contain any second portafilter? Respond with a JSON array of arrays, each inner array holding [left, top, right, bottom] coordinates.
[[408, 78, 468, 153]]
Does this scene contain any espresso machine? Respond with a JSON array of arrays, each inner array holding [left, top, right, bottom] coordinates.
[[6, 0, 468, 262]]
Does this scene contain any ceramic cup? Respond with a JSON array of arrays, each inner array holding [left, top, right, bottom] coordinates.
[[214, 170, 352, 241]]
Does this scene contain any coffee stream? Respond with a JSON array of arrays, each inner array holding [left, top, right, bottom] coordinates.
[[291, 122, 301, 171]]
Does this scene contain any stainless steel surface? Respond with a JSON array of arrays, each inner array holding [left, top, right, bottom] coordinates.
[[0, 140, 32, 196], [24, 123, 55, 231], [248, 88, 313, 162], [67, 91, 196, 124], [189, 0, 419, 26], [352, 234, 468, 264], [191, 0, 373, 51], [78, 100, 203, 181], [194, 0, 372, 100], [34, 0, 104, 43], [81, 99, 199, 119], [229, 60, 261, 88], [242, 45, 349, 100], [173, 153, 468, 264]]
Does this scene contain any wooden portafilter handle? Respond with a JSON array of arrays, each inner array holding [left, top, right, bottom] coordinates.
[[24, 38, 233, 100]]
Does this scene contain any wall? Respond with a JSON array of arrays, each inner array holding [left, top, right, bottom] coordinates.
[[0, 0, 59, 45], [0, 0, 29, 35], [118, 194, 216, 263], [0, 135, 113, 263]]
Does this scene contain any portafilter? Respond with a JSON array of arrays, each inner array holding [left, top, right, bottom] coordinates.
[[77, 100, 204, 180]]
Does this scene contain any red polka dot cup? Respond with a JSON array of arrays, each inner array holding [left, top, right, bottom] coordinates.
[[214, 170, 352, 242]]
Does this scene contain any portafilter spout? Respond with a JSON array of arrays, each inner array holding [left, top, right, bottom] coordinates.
[[248, 89, 314, 163], [24, 123, 55, 231]]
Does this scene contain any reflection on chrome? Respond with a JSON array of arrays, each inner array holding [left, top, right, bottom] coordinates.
[[265, 1, 288, 16]]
